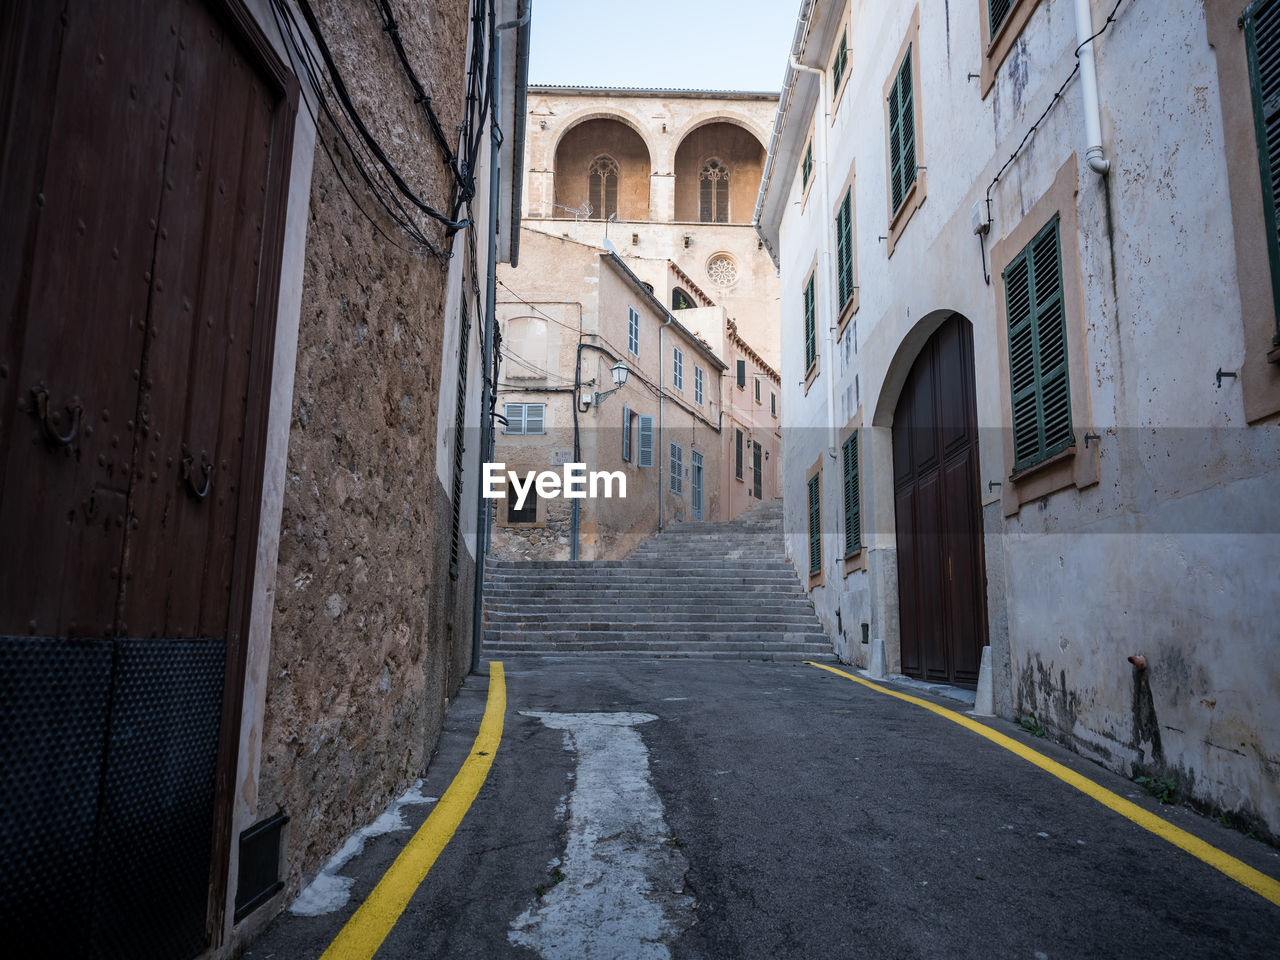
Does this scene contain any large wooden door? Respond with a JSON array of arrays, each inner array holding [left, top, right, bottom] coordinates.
[[892, 315, 987, 686], [0, 1, 295, 955]]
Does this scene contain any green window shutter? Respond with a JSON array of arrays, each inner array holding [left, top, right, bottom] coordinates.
[[1004, 215, 1073, 471], [835, 189, 854, 307], [802, 140, 814, 190], [807, 474, 822, 575], [803, 274, 817, 371], [1244, 0, 1280, 345], [989, 0, 1014, 38], [736, 358, 746, 388], [833, 32, 848, 94], [888, 47, 916, 217], [735, 429, 744, 480], [842, 432, 861, 556]]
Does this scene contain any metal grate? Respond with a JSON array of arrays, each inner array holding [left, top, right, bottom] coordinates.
[[88, 638, 226, 960], [0, 636, 114, 956]]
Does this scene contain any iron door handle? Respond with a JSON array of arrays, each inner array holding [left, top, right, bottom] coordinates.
[[30, 384, 82, 446], [182, 450, 213, 501]]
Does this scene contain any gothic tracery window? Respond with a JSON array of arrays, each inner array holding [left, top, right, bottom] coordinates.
[[588, 155, 620, 220], [699, 158, 730, 223]]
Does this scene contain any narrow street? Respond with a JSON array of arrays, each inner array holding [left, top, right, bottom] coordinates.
[[246, 658, 1280, 959]]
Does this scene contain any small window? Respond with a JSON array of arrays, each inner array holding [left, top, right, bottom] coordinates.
[[887, 46, 917, 218], [672, 287, 694, 310], [672, 346, 684, 390], [589, 155, 619, 220], [988, 0, 1016, 39], [637, 414, 654, 467], [622, 404, 632, 462], [669, 442, 683, 495], [807, 472, 822, 575], [802, 138, 814, 191], [832, 29, 849, 95], [803, 273, 817, 373], [835, 187, 855, 308], [736, 359, 746, 388], [770, 391, 777, 418], [504, 402, 545, 435], [754, 378, 761, 404], [1003, 215, 1073, 471], [699, 158, 730, 223], [627, 307, 640, 356], [694, 366, 704, 405], [507, 485, 537, 524], [842, 432, 862, 557], [735, 428, 744, 481]]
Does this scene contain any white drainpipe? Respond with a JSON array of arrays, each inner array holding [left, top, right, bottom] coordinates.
[[789, 56, 840, 462], [1074, 0, 1111, 175]]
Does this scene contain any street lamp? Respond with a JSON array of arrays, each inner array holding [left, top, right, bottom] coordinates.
[[592, 360, 630, 406]]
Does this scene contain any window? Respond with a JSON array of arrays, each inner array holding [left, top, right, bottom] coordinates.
[[803, 273, 817, 373], [835, 187, 855, 308], [807, 472, 822, 575], [672, 287, 694, 310], [754, 378, 761, 404], [832, 29, 849, 95], [637, 414, 655, 467], [770, 391, 777, 417], [504, 402, 546, 435], [736, 359, 746, 388], [627, 306, 640, 356], [734, 428, 744, 480], [448, 303, 470, 579], [699, 158, 730, 223], [802, 138, 814, 191], [622, 405, 632, 462], [1244, 0, 1280, 347], [669, 442, 683, 495], [841, 432, 862, 557], [694, 366, 704, 405], [672, 346, 684, 390], [1003, 215, 1073, 472], [988, 0, 1015, 39], [887, 46, 917, 219], [506, 485, 537, 525], [588, 155, 619, 220]]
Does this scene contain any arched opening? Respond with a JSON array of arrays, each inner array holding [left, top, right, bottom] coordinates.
[[554, 118, 651, 220], [891, 313, 989, 687], [673, 122, 764, 223], [671, 287, 695, 310]]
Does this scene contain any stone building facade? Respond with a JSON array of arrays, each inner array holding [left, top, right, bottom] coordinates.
[[758, 0, 1280, 837], [492, 86, 784, 559], [0, 1, 526, 957]]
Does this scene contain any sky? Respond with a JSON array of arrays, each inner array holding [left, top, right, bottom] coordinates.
[[527, 0, 798, 92]]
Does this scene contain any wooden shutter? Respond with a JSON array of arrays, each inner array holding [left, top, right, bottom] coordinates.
[[628, 308, 639, 355], [525, 403, 545, 434], [842, 432, 861, 556], [622, 404, 631, 462], [735, 429, 743, 480], [669, 442, 683, 495], [836, 189, 854, 306], [673, 347, 683, 389], [448, 304, 470, 579], [1004, 215, 1072, 471], [736, 359, 746, 387], [807, 473, 822, 575], [889, 47, 916, 217], [695, 366, 703, 404], [638, 415, 654, 467], [1245, 0, 1280, 345], [803, 274, 817, 371], [833, 31, 848, 94], [803, 140, 813, 189], [988, 0, 1014, 38]]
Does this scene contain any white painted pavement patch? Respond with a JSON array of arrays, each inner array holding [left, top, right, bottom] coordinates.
[[510, 711, 695, 960]]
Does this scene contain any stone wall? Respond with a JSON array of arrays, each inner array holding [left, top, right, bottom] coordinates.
[[255, 0, 476, 898]]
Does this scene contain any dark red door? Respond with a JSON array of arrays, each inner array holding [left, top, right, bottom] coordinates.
[[0, 1, 294, 955], [892, 314, 988, 686]]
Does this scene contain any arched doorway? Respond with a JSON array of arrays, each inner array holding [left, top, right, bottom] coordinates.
[[892, 314, 988, 686]]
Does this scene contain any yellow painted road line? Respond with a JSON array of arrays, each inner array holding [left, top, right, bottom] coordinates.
[[319, 662, 507, 960], [806, 660, 1280, 908]]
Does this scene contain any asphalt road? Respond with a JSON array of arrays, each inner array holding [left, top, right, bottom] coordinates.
[[245, 659, 1280, 959]]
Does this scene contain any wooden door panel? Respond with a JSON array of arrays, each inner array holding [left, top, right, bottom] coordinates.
[[895, 484, 921, 677], [915, 469, 949, 682], [943, 453, 983, 683], [0, 0, 178, 637]]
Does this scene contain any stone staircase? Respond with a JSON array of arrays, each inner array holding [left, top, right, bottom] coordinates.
[[481, 499, 835, 661]]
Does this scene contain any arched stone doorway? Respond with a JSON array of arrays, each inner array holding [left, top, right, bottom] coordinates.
[[553, 118, 651, 220], [892, 313, 988, 686]]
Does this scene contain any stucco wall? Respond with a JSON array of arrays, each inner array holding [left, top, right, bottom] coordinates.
[[254, 0, 480, 903], [770, 0, 1280, 835]]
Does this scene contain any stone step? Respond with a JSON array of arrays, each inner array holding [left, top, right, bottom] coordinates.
[[483, 615, 822, 631], [484, 629, 830, 645]]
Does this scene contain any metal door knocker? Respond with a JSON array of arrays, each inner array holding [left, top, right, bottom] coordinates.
[[30, 384, 82, 447], [181, 449, 213, 501]]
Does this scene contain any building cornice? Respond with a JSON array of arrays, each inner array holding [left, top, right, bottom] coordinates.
[[727, 318, 781, 385]]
